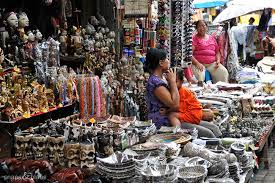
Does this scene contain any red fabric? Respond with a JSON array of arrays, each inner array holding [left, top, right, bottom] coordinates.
[[178, 87, 203, 125], [183, 67, 194, 82]]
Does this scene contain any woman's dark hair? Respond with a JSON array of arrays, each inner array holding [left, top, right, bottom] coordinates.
[[144, 48, 167, 73], [195, 20, 208, 29], [177, 69, 185, 81]]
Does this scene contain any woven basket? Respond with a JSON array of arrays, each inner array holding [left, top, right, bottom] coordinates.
[[147, 133, 192, 145]]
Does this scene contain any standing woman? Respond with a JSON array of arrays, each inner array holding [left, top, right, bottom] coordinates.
[[192, 20, 229, 85], [145, 48, 180, 129]]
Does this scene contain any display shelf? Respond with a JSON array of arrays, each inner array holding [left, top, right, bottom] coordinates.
[[0, 103, 77, 125], [0, 103, 77, 158], [60, 56, 85, 70]]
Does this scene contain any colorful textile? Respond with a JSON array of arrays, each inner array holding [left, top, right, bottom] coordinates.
[[178, 87, 203, 125], [193, 34, 219, 64], [147, 75, 169, 129]]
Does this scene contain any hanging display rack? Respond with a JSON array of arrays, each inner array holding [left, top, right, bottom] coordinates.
[[157, 0, 195, 68]]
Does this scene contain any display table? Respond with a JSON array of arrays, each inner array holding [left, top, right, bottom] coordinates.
[[0, 103, 77, 158], [255, 120, 275, 169]]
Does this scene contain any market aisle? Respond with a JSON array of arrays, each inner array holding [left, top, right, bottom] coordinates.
[[254, 147, 275, 183]]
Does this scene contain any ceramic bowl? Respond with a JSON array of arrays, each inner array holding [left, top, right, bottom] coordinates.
[[140, 164, 177, 182], [178, 165, 207, 183]]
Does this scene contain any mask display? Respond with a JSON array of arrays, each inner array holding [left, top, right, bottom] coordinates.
[[80, 142, 95, 168], [6, 12, 18, 29], [14, 133, 33, 160], [32, 134, 47, 160], [64, 143, 80, 167], [18, 12, 29, 28], [47, 135, 65, 166]]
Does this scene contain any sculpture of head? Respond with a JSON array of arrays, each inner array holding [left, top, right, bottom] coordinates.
[[34, 29, 43, 40], [6, 12, 18, 28], [27, 31, 35, 42], [18, 12, 29, 28]]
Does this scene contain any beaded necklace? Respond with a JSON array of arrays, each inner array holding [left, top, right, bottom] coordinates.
[[86, 77, 91, 118], [94, 76, 101, 117], [83, 77, 88, 118], [79, 77, 85, 118], [91, 77, 95, 116], [97, 76, 104, 116]]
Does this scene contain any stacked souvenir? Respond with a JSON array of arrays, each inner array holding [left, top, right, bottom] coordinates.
[[14, 114, 155, 165], [0, 67, 76, 121], [220, 116, 274, 145], [96, 152, 137, 180], [100, 56, 148, 117], [82, 15, 116, 74]]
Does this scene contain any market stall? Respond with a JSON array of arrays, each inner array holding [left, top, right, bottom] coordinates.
[[0, 0, 275, 183]]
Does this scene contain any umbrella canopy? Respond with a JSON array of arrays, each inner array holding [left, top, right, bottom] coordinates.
[[213, 0, 275, 24], [193, 0, 229, 9]]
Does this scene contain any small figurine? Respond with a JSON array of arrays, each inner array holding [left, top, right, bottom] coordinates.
[[85, 24, 96, 35], [22, 90, 31, 118], [71, 28, 83, 56], [59, 29, 68, 56], [24, 31, 35, 61], [97, 14, 106, 26], [90, 16, 99, 27], [34, 29, 43, 42], [46, 89, 55, 107]]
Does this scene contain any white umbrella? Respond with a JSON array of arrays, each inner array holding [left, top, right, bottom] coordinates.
[[213, 0, 275, 24]]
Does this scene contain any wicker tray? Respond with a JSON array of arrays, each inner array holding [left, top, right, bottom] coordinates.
[[147, 133, 192, 145]]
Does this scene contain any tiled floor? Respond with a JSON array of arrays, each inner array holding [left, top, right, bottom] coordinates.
[[253, 148, 275, 183]]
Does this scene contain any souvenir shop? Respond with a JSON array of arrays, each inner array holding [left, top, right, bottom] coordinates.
[[0, 0, 274, 183]]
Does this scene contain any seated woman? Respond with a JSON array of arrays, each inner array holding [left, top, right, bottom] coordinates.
[[145, 48, 180, 129], [192, 20, 229, 86], [168, 70, 222, 138]]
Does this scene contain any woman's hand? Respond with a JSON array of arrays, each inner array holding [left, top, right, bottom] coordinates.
[[195, 62, 205, 71], [165, 68, 177, 84], [215, 60, 220, 69]]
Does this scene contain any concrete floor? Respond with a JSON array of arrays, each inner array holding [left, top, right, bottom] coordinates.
[[253, 147, 275, 183]]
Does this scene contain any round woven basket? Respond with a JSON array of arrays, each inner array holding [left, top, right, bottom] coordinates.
[[147, 133, 192, 145]]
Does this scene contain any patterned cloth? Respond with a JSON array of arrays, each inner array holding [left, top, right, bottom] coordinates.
[[227, 27, 243, 81], [146, 75, 169, 129]]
